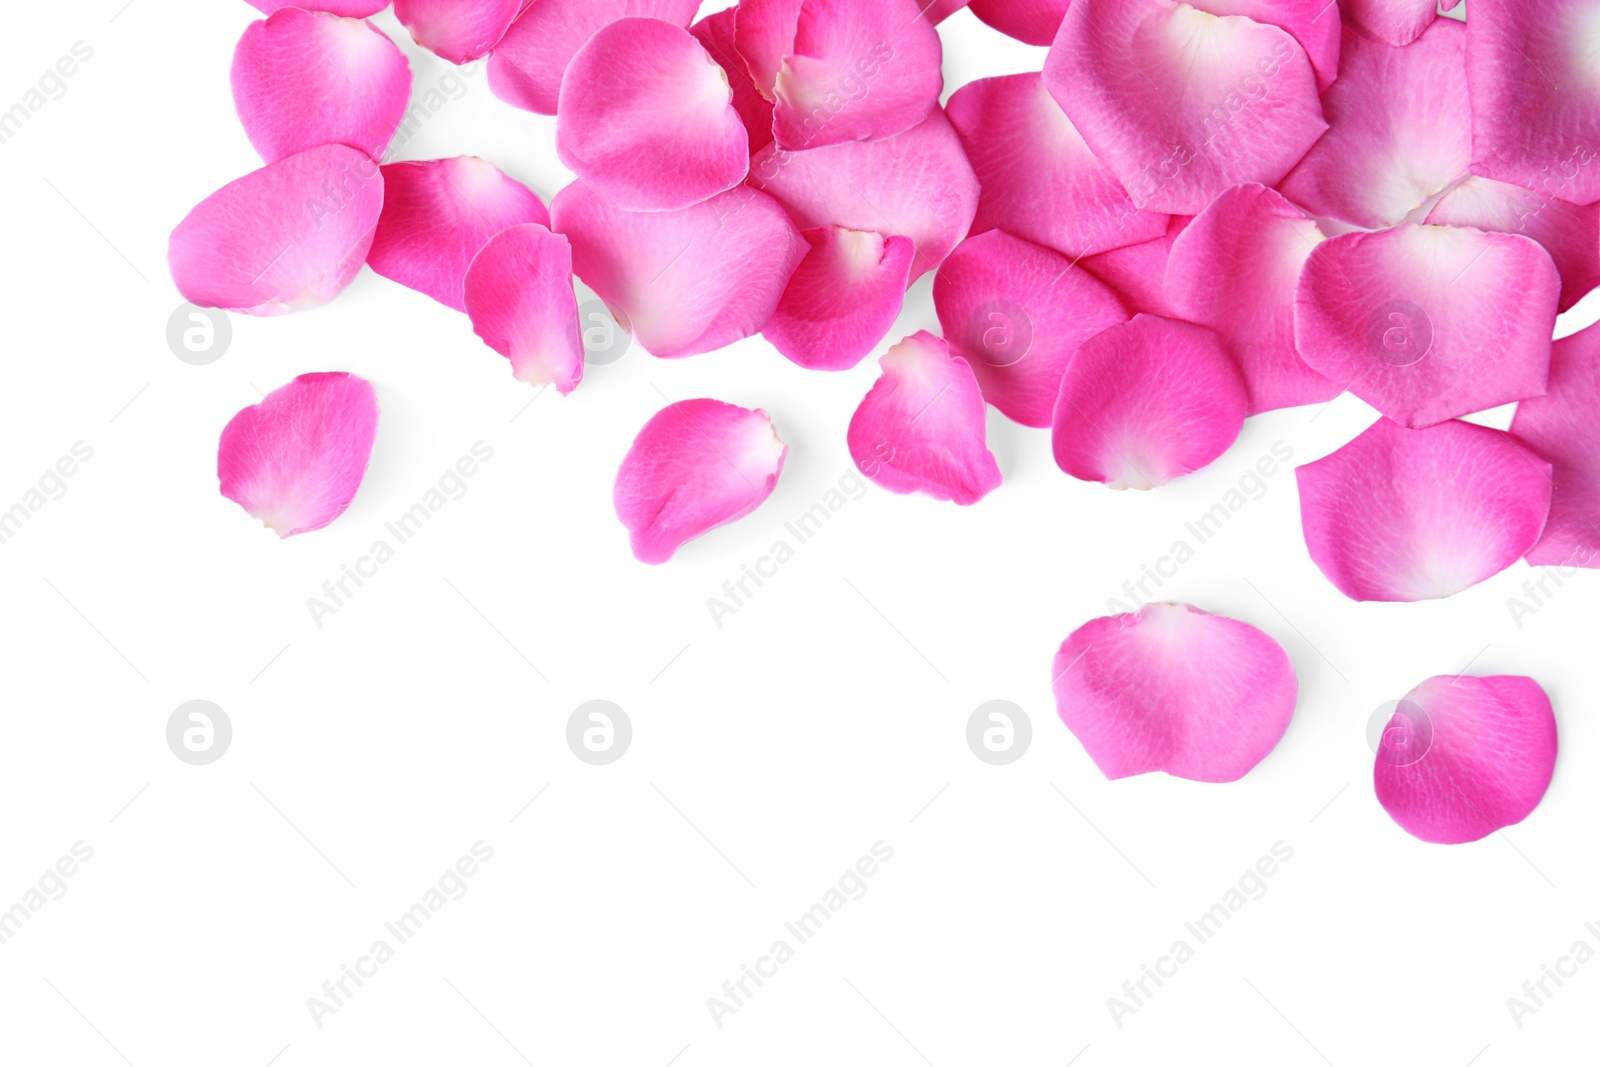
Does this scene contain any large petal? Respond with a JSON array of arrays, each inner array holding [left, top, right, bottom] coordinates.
[[1052, 602, 1297, 783], [1342, 0, 1439, 46], [1293, 224, 1558, 427], [1052, 314, 1246, 488], [690, 7, 776, 152], [551, 180, 806, 358], [1163, 183, 1341, 414], [615, 399, 787, 563], [1043, 0, 1327, 215], [217, 371, 379, 538], [934, 229, 1128, 427], [245, 0, 387, 15], [1374, 675, 1557, 845], [367, 156, 550, 312], [1510, 319, 1600, 568], [169, 144, 383, 317], [1295, 417, 1553, 601], [395, 0, 520, 63], [967, 0, 1070, 47], [463, 223, 583, 395], [847, 331, 1002, 505], [1080, 216, 1191, 317], [763, 227, 915, 371], [232, 9, 411, 165], [946, 72, 1168, 260]]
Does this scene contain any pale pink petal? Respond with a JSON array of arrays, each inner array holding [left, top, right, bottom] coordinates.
[[933, 229, 1127, 427], [1189, 0, 1341, 91], [1374, 675, 1557, 844], [946, 72, 1168, 260], [463, 223, 583, 395], [217, 371, 379, 538], [763, 227, 915, 371], [1296, 417, 1553, 601], [245, 0, 388, 16], [1510, 320, 1600, 568], [488, 0, 700, 115], [1164, 183, 1341, 414], [750, 107, 979, 280], [1342, 0, 1439, 46], [615, 399, 787, 563], [847, 331, 1002, 505], [367, 156, 550, 312], [967, 0, 1069, 47], [551, 180, 806, 358], [557, 18, 748, 212], [690, 7, 776, 153], [1044, 0, 1327, 214], [1293, 224, 1558, 427], [395, 0, 520, 63], [1080, 216, 1191, 317], [1052, 314, 1246, 489], [170, 144, 383, 317], [1052, 602, 1297, 783]]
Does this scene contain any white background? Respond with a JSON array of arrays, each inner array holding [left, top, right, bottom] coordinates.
[[3, 1, 1599, 1065]]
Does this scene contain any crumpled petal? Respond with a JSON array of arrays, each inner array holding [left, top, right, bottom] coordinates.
[[1293, 224, 1558, 427], [487, 0, 701, 115], [1080, 216, 1191, 317], [750, 107, 979, 280], [1510, 319, 1600, 568], [614, 399, 787, 563], [218, 371, 379, 538], [246, 0, 387, 15], [946, 72, 1168, 260], [690, 7, 776, 153], [1342, 0, 1439, 46], [933, 229, 1127, 427], [1052, 602, 1297, 783], [170, 144, 383, 317], [1278, 21, 1469, 229], [367, 156, 550, 312], [763, 227, 915, 371], [847, 331, 1002, 505], [1374, 675, 1557, 845], [463, 223, 583, 395], [1052, 314, 1246, 488], [1296, 417, 1553, 601], [232, 9, 411, 165], [1164, 183, 1341, 414], [557, 18, 748, 212], [967, 0, 1070, 47], [552, 180, 806, 359], [1044, 0, 1327, 215], [394, 0, 520, 63]]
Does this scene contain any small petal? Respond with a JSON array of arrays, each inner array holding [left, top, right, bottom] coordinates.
[[764, 227, 915, 371], [1080, 216, 1191, 317], [245, 0, 387, 15], [394, 0, 520, 63], [1510, 319, 1600, 568], [463, 223, 583, 395], [615, 399, 787, 563], [847, 331, 1002, 505], [1052, 602, 1297, 783], [967, 0, 1070, 47], [1342, 0, 1439, 46], [218, 371, 379, 538], [690, 7, 776, 152], [1295, 417, 1553, 602]]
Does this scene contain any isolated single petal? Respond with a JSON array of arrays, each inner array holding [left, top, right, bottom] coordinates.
[[847, 331, 1002, 505], [1374, 675, 1557, 844], [946, 73, 1168, 260], [552, 181, 806, 359], [1510, 320, 1600, 568], [1080, 217, 1191, 317], [463, 224, 583, 395], [614, 399, 787, 563], [245, 0, 387, 15], [1342, 0, 1439, 46], [967, 0, 1070, 47], [367, 156, 550, 312], [395, 0, 520, 63], [1164, 183, 1340, 414], [217, 372, 379, 538], [690, 7, 776, 152], [1293, 224, 1558, 427], [232, 9, 411, 164], [1052, 602, 1297, 783], [1044, 0, 1327, 214], [170, 144, 383, 316], [1296, 418, 1553, 601], [934, 229, 1127, 427], [763, 227, 915, 371]]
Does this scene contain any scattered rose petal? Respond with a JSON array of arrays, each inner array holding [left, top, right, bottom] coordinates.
[[1080, 216, 1191, 317], [463, 223, 583, 395], [1188, 0, 1341, 91], [763, 227, 915, 371], [394, 0, 520, 63], [246, 0, 387, 15], [922, 0, 971, 22], [1342, 0, 1439, 46], [1511, 319, 1600, 569], [967, 0, 1070, 47], [690, 7, 776, 153]]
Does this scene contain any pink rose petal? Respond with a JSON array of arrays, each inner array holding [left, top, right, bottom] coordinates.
[[1342, 0, 1439, 46], [922, 0, 970, 22], [763, 226, 915, 371], [1510, 319, 1600, 568], [463, 223, 583, 395], [966, 0, 1070, 47], [245, 0, 387, 15], [1052, 602, 1298, 783], [394, 0, 520, 63], [1189, 0, 1341, 91], [218, 371, 379, 538], [690, 7, 776, 153], [1080, 216, 1191, 317]]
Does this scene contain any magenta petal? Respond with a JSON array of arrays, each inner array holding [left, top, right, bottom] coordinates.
[[1052, 314, 1246, 489], [690, 7, 776, 153], [1189, 0, 1341, 92], [1080, 217, 1191, 317], [1296, 418, 1552, 602], [1052, 602, 1297, 783], [1511, 320, 1600, 568], [395, 0, 520, 63], [847, 331, 1002, 505], [217, 372, 379, 538], [366, 156, 550, 312], [1374, 675, 1557, 845], [921, 0, 970, 22], [934, 230, 1127, 428], [763, 227, 914, 371], [967, 0, 1070, 47], [615, 399, 787, 564], [170, 144, 383, 317], [245, 0, 387, 15], [1293, 224, 1558, 428], [552, 181, 806, 359], [463, 223, 583, 395], [1342, 0, 1439, 46]]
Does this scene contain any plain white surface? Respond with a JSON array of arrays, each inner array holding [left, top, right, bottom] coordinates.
[[3, 1, 1599, 1064]]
